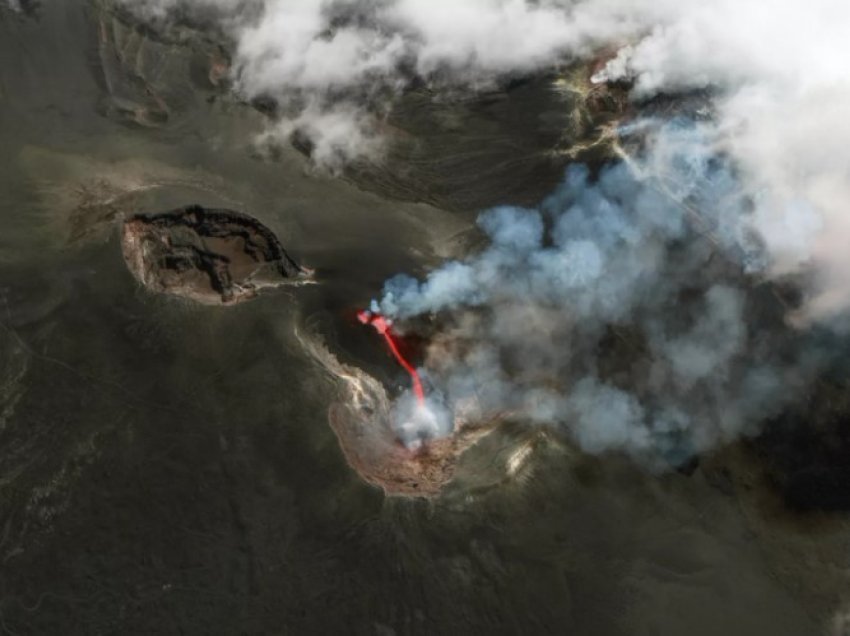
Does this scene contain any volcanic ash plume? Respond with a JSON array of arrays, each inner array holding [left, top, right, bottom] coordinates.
[[126, 0, 850, 317], [127, 0, 850, 460], [375, 122, 826, 466]]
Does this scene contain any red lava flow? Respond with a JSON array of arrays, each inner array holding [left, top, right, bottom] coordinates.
[[358, 309, 426, 405]]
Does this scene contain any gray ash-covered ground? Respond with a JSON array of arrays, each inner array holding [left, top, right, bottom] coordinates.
[[93, 0, 231, 129], [336, 69, 628, 213], [747, 375, 850, 512], [1, 2, 850, 635]]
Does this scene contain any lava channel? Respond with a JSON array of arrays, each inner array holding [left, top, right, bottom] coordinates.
[[357, 309, 425, 405]]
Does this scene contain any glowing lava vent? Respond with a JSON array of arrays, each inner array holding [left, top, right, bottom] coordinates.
[[357, 309, 426, 405]]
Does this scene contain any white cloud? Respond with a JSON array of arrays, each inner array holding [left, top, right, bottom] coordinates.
[[127, 0, 850, 318]]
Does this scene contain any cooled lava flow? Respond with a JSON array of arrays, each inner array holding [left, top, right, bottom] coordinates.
[[358, 309, 426, 405]]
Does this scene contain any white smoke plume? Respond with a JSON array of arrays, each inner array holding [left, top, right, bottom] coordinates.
[[122, 0, 645, 165], [125, 0, 850, 459], [376, 121, 826, 465], [123, 0, 850, 318]]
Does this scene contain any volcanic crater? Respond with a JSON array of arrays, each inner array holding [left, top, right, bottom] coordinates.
[[121, 204, 310, 305]]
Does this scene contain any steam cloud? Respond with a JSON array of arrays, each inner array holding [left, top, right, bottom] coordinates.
[[377, 121, 819, 464], [123, 0, 646, 165], [128, 0, 850, 462]]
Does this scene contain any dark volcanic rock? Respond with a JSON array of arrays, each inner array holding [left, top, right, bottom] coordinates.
[[342, 71, 625, 212], [121, 205, 310, 305], [749, 376, 850, 512], [3, 0, 41, 18], [94, 0, 231, 128]]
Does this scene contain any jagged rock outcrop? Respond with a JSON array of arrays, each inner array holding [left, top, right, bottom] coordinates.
[[122, 205, 310, 305]]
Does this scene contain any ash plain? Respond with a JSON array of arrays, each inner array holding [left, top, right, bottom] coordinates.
[[0, 2, 849, 635]]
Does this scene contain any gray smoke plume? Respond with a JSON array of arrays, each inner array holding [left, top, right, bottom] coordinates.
[[125, 0, 850, 460], [375, 121, 823, 466], [124, 0, 850, 319]]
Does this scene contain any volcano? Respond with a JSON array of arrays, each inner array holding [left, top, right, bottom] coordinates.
[[121, 205, 311, 305]]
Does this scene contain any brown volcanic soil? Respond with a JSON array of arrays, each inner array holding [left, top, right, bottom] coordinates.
[[298, 329, 497, 497], [122, 205, 310, 305], [329, 402, 497, 497]]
